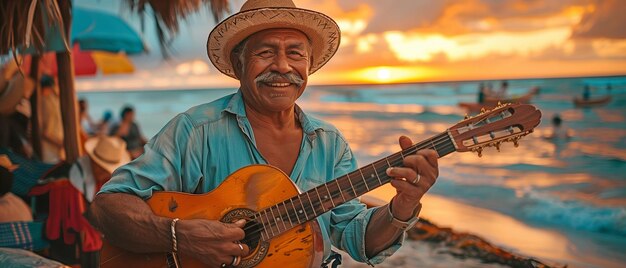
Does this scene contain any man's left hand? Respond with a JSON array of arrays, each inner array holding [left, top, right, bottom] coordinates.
[[386, 135, 439, 221]]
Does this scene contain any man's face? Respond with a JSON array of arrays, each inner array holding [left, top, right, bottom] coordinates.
[[236, 28, 311, 113]]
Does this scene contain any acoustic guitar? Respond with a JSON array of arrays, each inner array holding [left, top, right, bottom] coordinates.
[[99, 103, 541, 268]]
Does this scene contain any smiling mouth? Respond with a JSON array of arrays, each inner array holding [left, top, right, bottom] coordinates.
[[264, 82, 291, 87]]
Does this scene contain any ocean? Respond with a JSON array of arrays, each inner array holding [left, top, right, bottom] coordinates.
[[78, 76, 626, 267]]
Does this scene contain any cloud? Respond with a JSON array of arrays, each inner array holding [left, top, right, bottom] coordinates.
[[571, 0, 626, 39]]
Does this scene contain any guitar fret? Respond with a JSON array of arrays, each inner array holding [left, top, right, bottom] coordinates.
[[263, 210, 275, 237], [358, 169, 370, 191], [305, 191, 317, 217], [298, 196, 310, 220], [385, 157, 392, 168], [289, 198, 302, 224], [324, 184, 336, 208], [277, 204, 288, 231], [346, 173, 358, 197], [314, 187, 327, 213], [371, 163, 383, 185], [269, 206, 282, 234], [282, 201, 294, 227], [335, 179, 347, 202], [253, 214, 269, 240]]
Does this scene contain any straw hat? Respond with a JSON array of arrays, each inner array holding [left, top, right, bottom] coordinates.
[[0, 154, 19, 172], [207, 0, 341, 80], [84, 136, 131, 174], [0, 72, 35, 115]]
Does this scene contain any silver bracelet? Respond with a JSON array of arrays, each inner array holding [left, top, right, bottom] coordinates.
[[171, 218, 180, 252]]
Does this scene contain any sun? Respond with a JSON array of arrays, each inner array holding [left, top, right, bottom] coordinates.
[[377, 68, 391, 81]]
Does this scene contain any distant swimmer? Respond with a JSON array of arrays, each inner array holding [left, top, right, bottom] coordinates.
[[544, 114, 572, 140]]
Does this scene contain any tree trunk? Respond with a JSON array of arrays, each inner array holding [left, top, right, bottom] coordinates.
[[29, 55, 42, 159], [56, 0, 82, 162]]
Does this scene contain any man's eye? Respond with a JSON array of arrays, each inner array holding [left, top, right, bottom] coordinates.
[[289, 51, 305, 57], [258, 50, 273, 57]]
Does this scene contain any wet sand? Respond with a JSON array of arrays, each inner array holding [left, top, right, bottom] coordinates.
[[348, 185, 625, 268]]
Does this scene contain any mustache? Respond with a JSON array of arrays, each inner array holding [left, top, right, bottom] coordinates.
[[254, 72, 305, 87]]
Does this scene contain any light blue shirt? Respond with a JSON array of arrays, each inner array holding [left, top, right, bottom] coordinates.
[[99, 90, 403, 265]]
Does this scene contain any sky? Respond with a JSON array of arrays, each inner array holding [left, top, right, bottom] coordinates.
[[74, 0, 626, 91]]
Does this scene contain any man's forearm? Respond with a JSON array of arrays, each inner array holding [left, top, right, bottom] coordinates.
[[364, 204, 404, 258], [88, 193, 171, 253]]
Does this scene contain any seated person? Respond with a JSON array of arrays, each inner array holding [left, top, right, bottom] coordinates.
[[0, 156, 32, 223], [109, 106, 147, 159], [69, 136, 130, 202]]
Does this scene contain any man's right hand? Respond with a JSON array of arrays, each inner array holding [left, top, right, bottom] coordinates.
[[177, 219, 250, 266]]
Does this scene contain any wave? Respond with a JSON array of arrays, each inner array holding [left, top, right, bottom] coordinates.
[[432, 179, 626, 238], [518, 189, 626, 236]]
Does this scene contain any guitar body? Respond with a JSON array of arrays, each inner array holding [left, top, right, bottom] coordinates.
[[100, 165, 324, 268]]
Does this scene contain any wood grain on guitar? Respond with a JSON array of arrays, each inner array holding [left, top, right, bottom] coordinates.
[[99, 103, 541, 268]]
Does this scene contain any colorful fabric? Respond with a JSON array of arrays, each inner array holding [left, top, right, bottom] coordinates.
[[0, 148, 56, 197], [29, 180, 102, 252], [99, 90, 404, 265], [0, 221, 49, 251]]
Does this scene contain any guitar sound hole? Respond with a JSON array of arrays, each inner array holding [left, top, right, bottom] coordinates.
[[242, 220, 263, 252]]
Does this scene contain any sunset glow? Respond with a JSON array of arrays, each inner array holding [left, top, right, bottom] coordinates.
[[70, 0, 626, 90]]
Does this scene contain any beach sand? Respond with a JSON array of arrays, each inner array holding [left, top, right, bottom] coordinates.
[[337, 185, 625, 268]]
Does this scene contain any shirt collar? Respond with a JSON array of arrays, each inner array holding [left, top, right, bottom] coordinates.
[[224, 89, 323, 141]]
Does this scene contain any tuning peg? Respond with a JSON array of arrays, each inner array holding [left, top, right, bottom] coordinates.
[[513, 139, 519, 147], [495, 142, 501, 152], [464, 113, 469, 120], [480, 107, 486, 113], [475, 147, 483, 157]]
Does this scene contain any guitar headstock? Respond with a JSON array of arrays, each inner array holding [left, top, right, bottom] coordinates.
[[449, 103, 542, 156]]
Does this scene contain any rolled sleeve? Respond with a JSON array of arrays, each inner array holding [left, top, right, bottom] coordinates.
[[98, 113, 201, 200]]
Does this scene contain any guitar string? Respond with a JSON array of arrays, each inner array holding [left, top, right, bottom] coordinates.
[[239, 134, 457, 239], [239, 132, 456, 238]]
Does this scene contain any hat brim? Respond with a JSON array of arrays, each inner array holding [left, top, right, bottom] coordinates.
[[84, 138, 131, 174], [207, 7, 341, 80]]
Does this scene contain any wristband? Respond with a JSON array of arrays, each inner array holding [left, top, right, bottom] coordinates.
[[171, 218, 180, 252]]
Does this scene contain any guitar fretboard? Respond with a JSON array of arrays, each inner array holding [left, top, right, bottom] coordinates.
[[253, 131, 456, 241]]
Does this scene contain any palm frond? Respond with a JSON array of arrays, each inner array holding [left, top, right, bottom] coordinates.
[[123, 0, 231, 58]]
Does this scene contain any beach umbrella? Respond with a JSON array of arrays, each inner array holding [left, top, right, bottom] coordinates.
[[72, 6, 145, 55], [21, 44, 135, 77]]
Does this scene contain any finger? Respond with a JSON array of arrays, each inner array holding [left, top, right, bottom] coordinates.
[[389, 179, 424, 199], [222, 241, 247, 256], [221, 222, 246, 241], [403, 154, 437, 186], [399, 136, 413, 150], [386, 167, 417, 182], [417, 149, 439, 168], [215, 255, 234, 268], [240, 243, 251, 256]]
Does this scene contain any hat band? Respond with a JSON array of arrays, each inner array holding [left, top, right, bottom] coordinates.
[[93, 148, 121, 164]]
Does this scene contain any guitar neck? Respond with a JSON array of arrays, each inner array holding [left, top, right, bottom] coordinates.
[[255, 131, 457, 240]]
